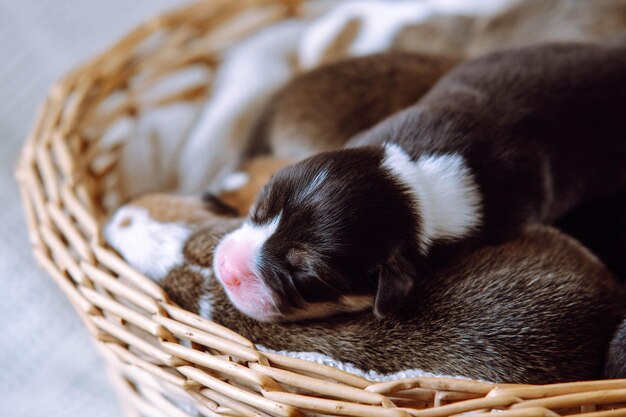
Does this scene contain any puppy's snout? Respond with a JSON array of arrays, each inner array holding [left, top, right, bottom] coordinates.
[[215, 236, 257, 289], [213, 223, 284, 321]]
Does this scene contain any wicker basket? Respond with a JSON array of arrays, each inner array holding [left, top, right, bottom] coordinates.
[[14, 0, 626, 416]]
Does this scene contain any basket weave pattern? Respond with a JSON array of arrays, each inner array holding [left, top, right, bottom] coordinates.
[[15, 1, 626, 416]]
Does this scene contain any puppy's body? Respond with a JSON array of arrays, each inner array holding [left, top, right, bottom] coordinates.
[[353, 41, 626, 244], [217, 41, 626, 321], [167, 224, 626, 384], [246, 51, 458, 162]]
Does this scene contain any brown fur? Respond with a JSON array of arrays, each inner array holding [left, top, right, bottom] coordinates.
[[162, 266, 206, 314], [184, 217, 243, 267], [129, 194, 214, 225], [246, 51, 458, 161], [166, 219, 626, 384]]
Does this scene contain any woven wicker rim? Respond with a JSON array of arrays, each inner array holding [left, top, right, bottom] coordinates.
[[15, 0, 626, 415]]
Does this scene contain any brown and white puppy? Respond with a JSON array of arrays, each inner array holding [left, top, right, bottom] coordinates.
[[215, 41, 626, 322], [165, 219, 626, 384]]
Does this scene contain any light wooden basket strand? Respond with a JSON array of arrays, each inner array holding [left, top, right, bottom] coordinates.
[[14, 0, 626, 416]]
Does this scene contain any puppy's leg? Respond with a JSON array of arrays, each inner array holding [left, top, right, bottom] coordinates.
[[177, 21, 305, 194]]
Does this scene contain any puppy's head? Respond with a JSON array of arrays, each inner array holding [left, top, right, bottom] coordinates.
[[213, 147, 421, 322]]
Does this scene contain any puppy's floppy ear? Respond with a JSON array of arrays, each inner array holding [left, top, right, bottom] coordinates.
[[374, 249, 418, 317]]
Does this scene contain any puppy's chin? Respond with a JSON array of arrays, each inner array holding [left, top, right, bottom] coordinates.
[[222, 289, 281, 323]]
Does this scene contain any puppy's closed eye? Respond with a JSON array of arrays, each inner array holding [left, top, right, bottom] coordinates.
[[284, 247, 346, 299]]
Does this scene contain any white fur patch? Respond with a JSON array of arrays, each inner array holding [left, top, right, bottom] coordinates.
[[298, 0, 513, 69], [104, 206, 192, 281], [215, 214, 282, 280], [383, 144, 482, 253], [198, 293, 213, 321], [226, 214, 283, 253]]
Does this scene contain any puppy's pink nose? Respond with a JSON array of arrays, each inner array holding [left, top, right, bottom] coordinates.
[[219, 262, 243, 288], [216, 238, 257, 289]]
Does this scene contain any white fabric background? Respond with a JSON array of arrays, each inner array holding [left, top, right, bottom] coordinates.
[[0, 1, 187, 416]]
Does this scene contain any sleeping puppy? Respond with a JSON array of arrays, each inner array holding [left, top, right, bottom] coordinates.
[[105, 195, 626, 383], [214, 41, 626, 322], [207, 226, 626, 383]]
